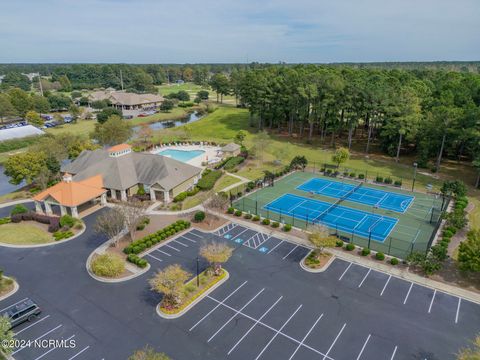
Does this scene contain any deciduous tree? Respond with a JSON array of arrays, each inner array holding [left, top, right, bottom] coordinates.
[[200, 242, 233, 275], [149, 264, 191, 306]]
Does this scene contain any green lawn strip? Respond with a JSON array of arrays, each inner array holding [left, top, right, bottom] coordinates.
[[159, 269, 227, 315], [156, 83, 208, 96], [233, 171, 439, 259], [0, 190, 31, 203], [0, 223, 53, 245], [213, 174, 241, 192], [45, 119, 96, 137], [468, 197, 480, 230]]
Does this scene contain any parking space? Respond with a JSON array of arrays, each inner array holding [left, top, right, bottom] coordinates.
[[0, 296, 98, 360]]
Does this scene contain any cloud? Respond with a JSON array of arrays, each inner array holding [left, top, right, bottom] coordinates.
[[0, 0, 478, 62]]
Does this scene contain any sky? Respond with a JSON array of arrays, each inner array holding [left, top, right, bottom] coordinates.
[[0, 0, 479, 63]]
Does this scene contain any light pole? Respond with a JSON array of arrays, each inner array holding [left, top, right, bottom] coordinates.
[[411, 162, 418, 192]]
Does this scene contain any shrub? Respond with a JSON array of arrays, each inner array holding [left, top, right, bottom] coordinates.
[[0, 217, 11, 225], [227, 207, 235, 214], [361, 248, 370, 256], [335, 240, 344, 247], [252, 215, 260, 221], [358, 174, 365, 179], [384, 177, 393, 184], [11, 204, 28, 216], [243, 213, 252, 219], [375, 252, 385, 261], [443, 229, 454, 238], [345, 243, 355, 251], [91, 253, 125, 277], [60, 214, 75, 228], [10, 214, 21, 223], [53, 230, 74, 241], [343, 171, 349, 177], [271, 221, 280, 228], [197, 170, 222, 190], [173, 192, 188, 202], [234, 210, 242, 217], [390, 257, 399, 265], [349, 172, 356, 178], [262, 218, 271, 225], [283, 224, 292, 232], [194, 211, 206, 222], [126, 254, 148, 268], [394, 180, 402, 187], [136, 223, 146, 231], [376, 176, 383, 183], [186, 187, 200, 196]]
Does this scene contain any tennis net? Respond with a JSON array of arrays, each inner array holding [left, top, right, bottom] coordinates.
[[338, 181, 363, 204], [313, 181, 363, 223]]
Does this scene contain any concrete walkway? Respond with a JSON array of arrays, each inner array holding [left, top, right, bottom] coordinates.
[[221, 172, 250, 193], [214, 211, 480, 304]]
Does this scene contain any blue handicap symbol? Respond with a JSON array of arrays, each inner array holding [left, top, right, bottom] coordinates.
[[224, 234, 232, 239], [259, 247, 268, 253], [235, 238, 243, 243]]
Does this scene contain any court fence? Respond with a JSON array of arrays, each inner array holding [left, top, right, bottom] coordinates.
[[234, 195, 446, 260]]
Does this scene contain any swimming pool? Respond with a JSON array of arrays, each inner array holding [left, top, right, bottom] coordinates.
[[158, 149, 205, 162]]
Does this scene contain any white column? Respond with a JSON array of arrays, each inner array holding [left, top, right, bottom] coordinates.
[[110, 189, 117, 200], [44, 202, 53, 215], [120, 190, 128, 201], [149, 188, 156, 201], [71, 206, 79, 218], [35, 201, 43, 213], [60, 205, 67, 216], [164, 191, 170, 203], [100, 193, 107, 206]]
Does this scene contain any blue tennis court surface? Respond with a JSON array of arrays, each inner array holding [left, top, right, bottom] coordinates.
[[297, 177, 414, 213], [264, 193, 398, 242]]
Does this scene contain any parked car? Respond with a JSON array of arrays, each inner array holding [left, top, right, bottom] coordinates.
[[1, 299, 42, 328]]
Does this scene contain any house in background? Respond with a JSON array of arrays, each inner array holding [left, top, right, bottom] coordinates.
[[87, 90, 163, 114]]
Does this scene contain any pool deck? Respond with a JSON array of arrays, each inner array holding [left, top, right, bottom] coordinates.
[[150, 144, 222, 167]]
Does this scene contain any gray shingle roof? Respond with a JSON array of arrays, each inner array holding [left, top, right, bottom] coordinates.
[[221, 143, 241, 152], [62, 149, 202, 191]]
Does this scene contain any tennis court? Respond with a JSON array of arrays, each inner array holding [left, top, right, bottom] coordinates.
[[264, 193, 398, 242], [297, 177, 414, 213]]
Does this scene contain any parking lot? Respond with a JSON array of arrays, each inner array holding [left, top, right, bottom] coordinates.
[[0, 215, 478, 360]]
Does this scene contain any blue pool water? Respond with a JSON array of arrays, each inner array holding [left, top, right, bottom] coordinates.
[[158, 149, 205, 162]]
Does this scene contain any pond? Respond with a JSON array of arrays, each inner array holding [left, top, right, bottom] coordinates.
[[132, 111, 203, 132], [0, 165, 24, 196]]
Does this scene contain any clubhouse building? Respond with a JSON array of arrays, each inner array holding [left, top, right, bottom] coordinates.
[[87, 89, 164, 112], [33, 144, 202, 217]]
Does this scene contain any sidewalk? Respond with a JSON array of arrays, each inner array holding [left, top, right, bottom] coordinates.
[[214, 211, 480, 304]]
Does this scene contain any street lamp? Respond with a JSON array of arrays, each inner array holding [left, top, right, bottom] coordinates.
[[412, 162, 418, 192]]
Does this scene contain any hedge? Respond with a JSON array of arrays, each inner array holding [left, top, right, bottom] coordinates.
[[127, 254, 148, 268], [224, 156, 245, 171], [53, 231, 74, 241], [123, 220, 191, 255], [375, 252, 385, 261], [283, 224, 292, 232], [0, 217, 11, 225], [10, 211, 60, 233], [197, 170, 222, 190]]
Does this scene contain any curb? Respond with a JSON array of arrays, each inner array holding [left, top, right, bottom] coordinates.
[[299, 251, 336, 273], [0, 277, 19, 302], [0, 199, 32, 209], [156, 270, 230, 319], [0, 223, 86, 249]]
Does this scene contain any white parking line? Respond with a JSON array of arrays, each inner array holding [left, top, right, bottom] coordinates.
[[189, 281, 247, 331], [356, 334, 371, 360], [428, 289, 437, 313], [173, 239, 189, 247], [288, 313, 324, 360], [14, 315, 51, 335], [390, 345, 398, 360], [188, 231, 204, 238], [455, 298, 461, 324], [68, 345, 90, 360], [322, 323, 346, 360], [13, 324, 63, 354], [358, 269, 371, 288], [380, 275, 392, 296], [0, 297, 28, 312], [254, 304, 303, 360], [403, 283, 413, 304], [146, 253, 163, 262], [267, 240, 284, 254], [231, 228, 250, 241], [227, 296, 283, 355], [156, 249, 172, 257], [181, 234, 197, 243], [283, 245, 299, 260], [165, 244, 180, 252], [207, 288, 265, 343], [206, 296, 333, 360], [34, 334, 75, 360], [339, 263, 352, 281]]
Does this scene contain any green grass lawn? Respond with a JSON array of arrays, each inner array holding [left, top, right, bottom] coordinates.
[[0, 223, 53, 245], [156, 83, 208, 96], [45, 119, 96, 137], [214, 174, 241, 192]]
